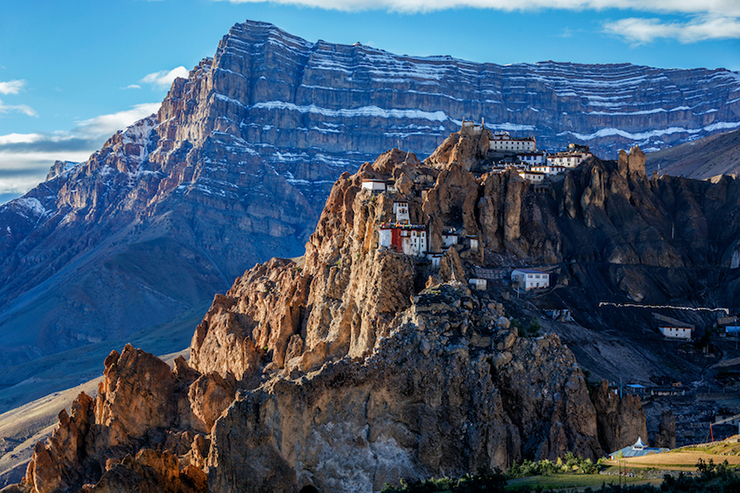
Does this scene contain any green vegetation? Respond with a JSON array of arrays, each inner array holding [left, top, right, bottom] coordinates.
[[506, 453, 599, 478], [381, 458, 740, 492], [381, 471, 507, 492], [506, 473, 650, 489], [695, 458, 735, 479], [528, 317, 541, 338], [678, 440, 740, 456]]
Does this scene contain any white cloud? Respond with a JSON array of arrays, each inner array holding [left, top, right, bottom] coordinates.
[[140, 66, 189, 89], [74, 103, 161, 139], [0, 148, 92, 197], [604, 14, 740, 43], [0, 175, 53, 197], [0, 133, 44, 145], [0, 103, 160, 197], [0, 99, 37, 117], [212, 0, 740, 16], [0, 80, 25, 95], [123, 84, 142, 90]]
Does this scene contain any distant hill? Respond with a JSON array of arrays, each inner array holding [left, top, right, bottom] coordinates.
[[646, 129, 740, 179]]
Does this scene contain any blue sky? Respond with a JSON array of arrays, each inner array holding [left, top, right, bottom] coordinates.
[[1, 0, 739, 203]]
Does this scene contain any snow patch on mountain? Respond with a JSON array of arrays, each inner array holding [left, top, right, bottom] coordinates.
[[252, 101, 451, 122], [13, 197, 46, 218], [562, 121, 740, 141]]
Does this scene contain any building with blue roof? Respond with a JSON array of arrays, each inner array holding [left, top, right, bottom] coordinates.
[[608, 437, 669, 460]]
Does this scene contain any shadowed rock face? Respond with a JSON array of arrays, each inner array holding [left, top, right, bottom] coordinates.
[[209, 288, 600, 493], [13, 135, 607, 493], [2, 19, 740, 392], [591, 380, 648, 453]]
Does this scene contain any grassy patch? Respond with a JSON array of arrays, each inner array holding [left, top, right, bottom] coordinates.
[[602, 450, 740, 471], [505, 473, 658, 490]]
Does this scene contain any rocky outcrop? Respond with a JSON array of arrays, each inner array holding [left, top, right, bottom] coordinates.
[[209, 284, 600, 492], [591, 381, 648, 453], [44, 161, 77, 181], [91, 449, 206, 493], [22, 394, 94, 493], [15, 121, 740, 491], [14, 134, 616, 492], [654, 411, 676, 449], [17, 345, 213, 493]]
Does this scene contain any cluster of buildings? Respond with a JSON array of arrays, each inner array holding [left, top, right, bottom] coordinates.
[[358, 121, 589, 291], [461, 119, 594, 182], [490, 133, 593, 182], [361, 178, 553, 292]]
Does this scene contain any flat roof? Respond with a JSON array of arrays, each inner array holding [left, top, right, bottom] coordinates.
[[379, 222, 426, 230]]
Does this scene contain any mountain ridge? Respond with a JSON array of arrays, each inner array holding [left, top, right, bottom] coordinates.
[[646, 128, 740, 179], [1, 18, 739, 411]]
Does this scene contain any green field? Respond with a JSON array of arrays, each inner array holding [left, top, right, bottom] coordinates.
[[505, 473, 662, 490]]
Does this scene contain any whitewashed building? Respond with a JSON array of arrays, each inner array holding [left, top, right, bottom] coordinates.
[[469, 278, 487, 290], [531, 164, 566, 175], [394, 201, 410, 223], [489, 132, 536, 153], [547, 144, 592, 169], [465, 235, 479, 251], [511, 269, 550, 290], [519, 170, 546, 182], [659, 326, 693, 340], [517, 151, 547, 166], [378, 223, 428, 257], [361, 179, 386, 192], [428, 253, 444, 269], [442, 231, 459, 248]]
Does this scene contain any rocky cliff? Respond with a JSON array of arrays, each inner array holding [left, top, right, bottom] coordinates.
[[2, 20, 740, 406], [16, 126, 740, 492]]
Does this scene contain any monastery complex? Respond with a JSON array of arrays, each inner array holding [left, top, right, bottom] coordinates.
[[358, 119, 586, 291], [461, 119, 593, 181]]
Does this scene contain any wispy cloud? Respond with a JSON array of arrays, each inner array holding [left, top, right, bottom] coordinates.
[[0, 103, 160, 198], [74, 103, 161, 139], [123, 84, 142, 90], [604, 14, 740, 44], [212, 0, 740, 16], [559, 27, 575, 38], [0, 80, 25, 95], [140, 66, 189, 89], [0, 99, 37, 117]]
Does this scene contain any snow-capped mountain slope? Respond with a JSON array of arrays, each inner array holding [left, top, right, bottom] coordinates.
[[0, 19, 739, 407]]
